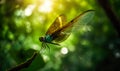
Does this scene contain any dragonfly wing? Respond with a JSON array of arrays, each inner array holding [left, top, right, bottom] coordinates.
[[46, 14, 67, 35], [53, 25, 72, 42], [70, 10, 95, 32], [53, 10, 95, 42]]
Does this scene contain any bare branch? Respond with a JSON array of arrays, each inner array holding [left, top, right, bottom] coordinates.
[[8, 52, 38, 71]]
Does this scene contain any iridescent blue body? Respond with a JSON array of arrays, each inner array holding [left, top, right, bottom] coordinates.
[[39, 35, 52, 42], [45, 35, 53, 42], [39, 34, 59, 45]]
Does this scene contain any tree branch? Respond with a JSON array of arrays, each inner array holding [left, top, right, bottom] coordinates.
[[97, 0, 120, 37], [8, 52, 38, 71]]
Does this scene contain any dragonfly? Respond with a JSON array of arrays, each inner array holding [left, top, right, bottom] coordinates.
[[39, 10, 95, 50]]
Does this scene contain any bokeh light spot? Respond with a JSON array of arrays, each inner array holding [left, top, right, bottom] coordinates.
[[32, 44, 39, 50], [42, 55, 50, 62], [38, 0, 52, 13], [24, 4, 35, 16], [115, 52, 120, 58], [61, 47, 68, 54], [81, 1, 87, 7]]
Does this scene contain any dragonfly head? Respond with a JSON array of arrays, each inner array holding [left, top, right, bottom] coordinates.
[[39, 37, 44, 42]]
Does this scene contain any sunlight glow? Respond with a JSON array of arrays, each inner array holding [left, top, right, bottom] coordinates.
[[61, 47, 68, 54], [38, 0, 53, 13], [24, 4, 35, 16]]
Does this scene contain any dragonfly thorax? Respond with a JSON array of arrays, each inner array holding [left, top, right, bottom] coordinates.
[[39, 35, 53, 43]]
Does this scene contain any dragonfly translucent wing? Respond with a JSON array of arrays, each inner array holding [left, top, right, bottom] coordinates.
[[53, 25, 72, 42], [70, 10, 95, 32], [60, 10, 95, 33], [53, 10, 95, 42], [46, 14, 67, 35]]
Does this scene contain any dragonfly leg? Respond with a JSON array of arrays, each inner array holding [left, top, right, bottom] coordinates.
[[50, 42, 60, 46], [45, 43, 50, 51], [40, 43, 46, 51]]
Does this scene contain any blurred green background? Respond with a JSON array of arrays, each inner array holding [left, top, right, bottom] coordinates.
[[0, 0, 120, 71]]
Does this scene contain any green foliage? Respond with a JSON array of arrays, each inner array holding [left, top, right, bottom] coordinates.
[[0, 0, 120, 71]]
